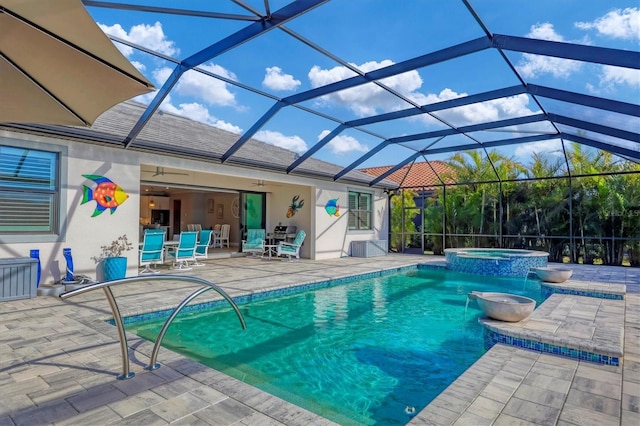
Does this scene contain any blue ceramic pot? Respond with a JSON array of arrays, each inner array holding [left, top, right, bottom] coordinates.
[[103, 257, 127, 281]]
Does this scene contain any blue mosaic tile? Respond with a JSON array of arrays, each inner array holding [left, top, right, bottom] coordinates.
[[483, 329, 619, 366], [541, 285, 624, 301], [118, 265, 418, 326], [445, 249, 547, 277]]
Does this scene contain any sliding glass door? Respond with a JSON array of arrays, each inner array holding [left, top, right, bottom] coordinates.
[[239, 192, 266, 242]]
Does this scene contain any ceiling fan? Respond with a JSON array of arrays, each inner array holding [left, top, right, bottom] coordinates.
[[142, 166, 188, 177], [250, 179, 281, 188]]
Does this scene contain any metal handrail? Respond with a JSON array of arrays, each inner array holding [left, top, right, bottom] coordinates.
[[60, 275, 246, 380]]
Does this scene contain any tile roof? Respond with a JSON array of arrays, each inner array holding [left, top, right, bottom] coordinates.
[[359, 161, 454, 189]]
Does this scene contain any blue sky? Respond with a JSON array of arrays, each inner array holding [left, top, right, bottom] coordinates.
[[86, 1, 640, 169]]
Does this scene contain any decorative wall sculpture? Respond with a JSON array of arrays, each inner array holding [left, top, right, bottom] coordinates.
[[81, 174, 129, 217]]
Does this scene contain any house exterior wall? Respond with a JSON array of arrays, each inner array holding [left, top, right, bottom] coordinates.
[[0, 129, 389, 284], [0, 130, 141, 284], [314, 182, 388, 260]]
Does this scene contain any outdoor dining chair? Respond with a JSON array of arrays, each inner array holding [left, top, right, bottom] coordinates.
[[193, 229, 213, 266], [218, 224, 230, 248], [242, 229, 265, 257], [139, 230, 165, 274], [166, 231, 198, 270], [276, 230, 306, 261]]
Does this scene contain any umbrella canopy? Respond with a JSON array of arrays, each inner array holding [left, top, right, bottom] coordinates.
[[0, 0, 154, 126]]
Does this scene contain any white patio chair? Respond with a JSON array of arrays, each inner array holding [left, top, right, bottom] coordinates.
[[276, 230, 306, 261], [219, 224, 230, 248]]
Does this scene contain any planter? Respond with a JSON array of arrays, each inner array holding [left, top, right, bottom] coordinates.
[[533, 266, 573, 283], [103, 257, 127, 281], [468, 291, 536, 322]]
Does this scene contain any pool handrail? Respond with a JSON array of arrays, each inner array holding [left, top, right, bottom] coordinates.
[[59, 274, 246, 380]]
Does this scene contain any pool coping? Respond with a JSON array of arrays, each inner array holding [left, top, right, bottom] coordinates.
[[480, 293, 624, 365]]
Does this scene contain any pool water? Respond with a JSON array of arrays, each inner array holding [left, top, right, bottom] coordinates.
[[126, 268, 541, 425]]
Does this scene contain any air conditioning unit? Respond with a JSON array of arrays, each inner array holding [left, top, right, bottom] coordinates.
[[1, 257, 38, 301], [351, 240, 388, 258]]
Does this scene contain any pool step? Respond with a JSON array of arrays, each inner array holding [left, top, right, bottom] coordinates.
[[479, 293, 624, 366]]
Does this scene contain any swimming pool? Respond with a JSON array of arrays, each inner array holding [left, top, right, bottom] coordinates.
[[125, 268, 541, 425]]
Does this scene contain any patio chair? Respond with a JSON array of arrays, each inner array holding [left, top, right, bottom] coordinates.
[[166, 231, 198, 270], [139, 230, 166, 274], [276, 230, 306, 261], [219, 224, 230, 248], [193, 229, 213, 266], [242, 229, 265, 258]]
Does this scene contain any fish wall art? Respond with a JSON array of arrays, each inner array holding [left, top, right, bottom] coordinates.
[[286, 195, 304, 218], [81, 174, 129, 217], [325, 198, 340, 217]]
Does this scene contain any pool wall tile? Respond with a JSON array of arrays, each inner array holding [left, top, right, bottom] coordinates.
[[540, 285, 624, 301], [117, 265, 418, 326], [483, 329, 619, 366], [445, 249, 548, 277]]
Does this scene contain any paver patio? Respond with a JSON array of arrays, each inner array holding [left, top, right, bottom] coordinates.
[[0, 255, 638, 425]]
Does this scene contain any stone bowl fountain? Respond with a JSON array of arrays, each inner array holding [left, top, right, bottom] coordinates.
[[532, 266, 573, 283], [468, 291, 536, 322]]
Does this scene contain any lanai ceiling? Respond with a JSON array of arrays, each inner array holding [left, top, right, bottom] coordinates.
[[7, 1, 640, 187]]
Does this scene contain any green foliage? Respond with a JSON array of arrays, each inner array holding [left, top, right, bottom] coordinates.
[[390, 190, 418, 250], [413, 146, 640, 265]]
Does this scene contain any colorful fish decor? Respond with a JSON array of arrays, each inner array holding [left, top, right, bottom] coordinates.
[[286, 195, 304, 218], [81, 174, 129, 217], [325, 198, 340, 217]]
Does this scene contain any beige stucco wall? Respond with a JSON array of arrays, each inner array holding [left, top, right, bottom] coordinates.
[[0, 129, 389, 284], [314, 182, 388, 260], [0, 130, 142, 284]]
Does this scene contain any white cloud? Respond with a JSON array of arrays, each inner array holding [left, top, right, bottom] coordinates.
[[417, 89, 538, 127], [137, 91, 241, 133], [263, 67, 301, 91], [99, 21, 179, 57], [153, 65, 239, 107], [177, 64, 239, 107], [517, 23, 582, 79], [575, 7, 640, 41], [130, 61, 146, 72], [254, 130, 308, 153], [308, 60, 423, 116], [514, 139, 564, 159], [599, 65, 640, 89], [158, 101, 243, 133], [318, 130, 369, 154]]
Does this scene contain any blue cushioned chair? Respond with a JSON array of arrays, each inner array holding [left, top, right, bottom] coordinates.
[[139, 230, 165, 274], [242, 229, 265, 257], [276, 230, 306, 261], [166, 231, 198, 270], [193, 229, 213, 266]]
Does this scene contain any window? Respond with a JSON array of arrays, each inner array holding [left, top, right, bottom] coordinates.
[[348, 191, 372, 230], [0, 145, 59, 234]]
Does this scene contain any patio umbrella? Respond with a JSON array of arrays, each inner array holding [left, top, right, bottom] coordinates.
[[0, 0, 154, 126]]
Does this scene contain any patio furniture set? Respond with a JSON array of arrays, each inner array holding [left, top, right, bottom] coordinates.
[[139, 227, 306, 273], [241, 228, 306, 261]]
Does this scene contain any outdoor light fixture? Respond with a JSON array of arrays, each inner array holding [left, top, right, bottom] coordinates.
[[149, 198, 155, 208]]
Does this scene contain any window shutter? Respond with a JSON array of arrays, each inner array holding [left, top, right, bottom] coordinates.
[[0, 146, 57, 233]]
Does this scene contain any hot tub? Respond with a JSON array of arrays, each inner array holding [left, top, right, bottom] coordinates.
[[445, 248, 548, 277]]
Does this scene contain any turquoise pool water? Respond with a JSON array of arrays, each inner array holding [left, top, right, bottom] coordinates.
[[126, 268, 541, 425]]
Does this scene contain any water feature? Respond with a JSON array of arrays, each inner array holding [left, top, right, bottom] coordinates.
[[125, 268, 542, 425]]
